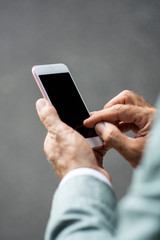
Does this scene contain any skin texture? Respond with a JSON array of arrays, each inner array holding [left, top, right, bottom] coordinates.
[[84, 90, 157, 168], [36, 98, 111, 181], [36, 90, 157, 181]]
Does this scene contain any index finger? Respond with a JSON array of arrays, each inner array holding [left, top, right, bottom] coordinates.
[[84, 104, 141, 128]]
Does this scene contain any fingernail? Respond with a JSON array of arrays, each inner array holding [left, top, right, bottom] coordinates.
[[36, 99, 46, 112], [95, 122, 108, 136]]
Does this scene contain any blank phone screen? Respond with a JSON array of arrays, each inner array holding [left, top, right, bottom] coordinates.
[[39, 73, 97, 138]]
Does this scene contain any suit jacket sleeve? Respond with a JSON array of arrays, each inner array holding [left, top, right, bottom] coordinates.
[[116, 99, 160, 240], [45, 97, 160, 240], [45, 175, 117, 240]]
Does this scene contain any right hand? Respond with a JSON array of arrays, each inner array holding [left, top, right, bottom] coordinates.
[[84, 90, 157, 168]]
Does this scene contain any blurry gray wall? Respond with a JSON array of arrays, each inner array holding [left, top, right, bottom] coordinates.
[[0, 0, 160, 239]]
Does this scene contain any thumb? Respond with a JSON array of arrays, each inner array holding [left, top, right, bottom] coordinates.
[[95, 122, 127, 149], [36, 98, 60, 131], [95, 122, 142, 167]]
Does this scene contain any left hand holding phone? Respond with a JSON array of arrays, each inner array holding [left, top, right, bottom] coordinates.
[[36, 98, 111, 181]]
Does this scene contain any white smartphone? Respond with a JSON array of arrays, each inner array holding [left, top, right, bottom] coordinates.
[[32, 63, 103, 149]]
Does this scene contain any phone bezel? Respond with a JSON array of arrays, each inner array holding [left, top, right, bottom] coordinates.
[[32, 63, 103, 149]]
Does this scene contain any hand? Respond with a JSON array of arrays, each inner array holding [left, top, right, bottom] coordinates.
[[36, 98, 111, 181], [84, 90, 157, 168]]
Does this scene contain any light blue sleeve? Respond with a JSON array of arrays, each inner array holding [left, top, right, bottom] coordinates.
[[45, 176, 117, 240], [116, 97, 160, 240], [45, 97, 160, 240]]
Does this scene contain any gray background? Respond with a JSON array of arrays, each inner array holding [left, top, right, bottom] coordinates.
[[0, 0, 160, 239]]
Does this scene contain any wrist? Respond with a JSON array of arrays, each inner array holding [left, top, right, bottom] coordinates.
[[61, 164, 111, 183], [59, 167, 112, 188]]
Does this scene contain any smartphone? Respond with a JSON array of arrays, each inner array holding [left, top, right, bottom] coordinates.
[[32, 63, 103, 149]]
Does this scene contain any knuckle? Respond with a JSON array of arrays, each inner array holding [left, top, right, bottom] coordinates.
[[44, 134, 57, 163], [113, 104, 123, 120], [103, 125, 116, 144], [121, 90, 141, 106], [40, 107, 53, 123], [121, 89, 131, 95], [114, 104, 122, 111], [121, 90, 133, 100], [44, 134, 50, 155], [40, 106, 59, 131], [107, 127, 116, 141], [49, 122, 71, 140]]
